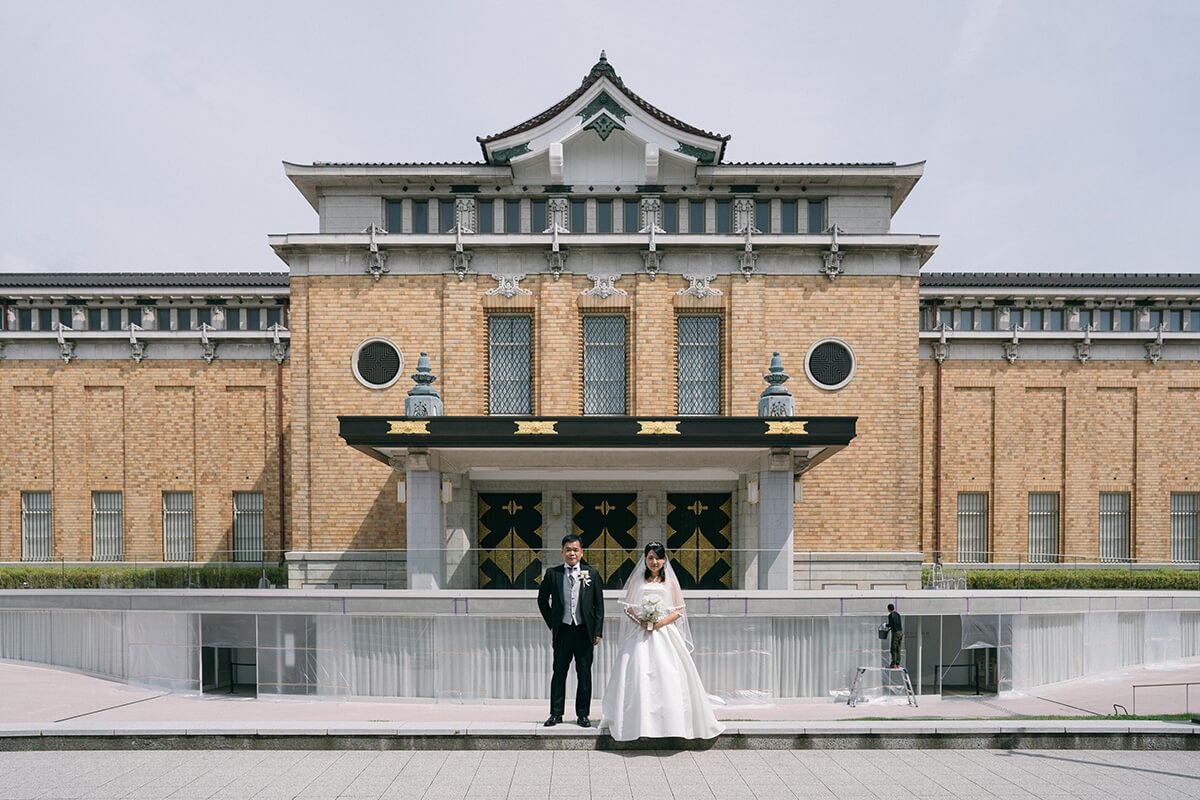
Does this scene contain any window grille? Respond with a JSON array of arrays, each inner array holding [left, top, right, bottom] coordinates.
[[956, 492, 988, 563], [677, 315, 720, 414], [233, 491, 264, 562], [21, 491, 52, 562], [583, 315, 626, 415], [1171, 492, 1199, 563], [162, 492, 194, 562], [1028, 492, 1060, 563], [488, 315, 532, 415], [1099, 492, 1131, 562], [92, 491, 123, 562]]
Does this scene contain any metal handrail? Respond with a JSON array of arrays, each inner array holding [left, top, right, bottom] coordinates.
[[1131, 680, 1199, 716]]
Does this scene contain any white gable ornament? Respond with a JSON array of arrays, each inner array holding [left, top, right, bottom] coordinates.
[[487, 274, 532, 299], [677, 274, 722, 299], [582, 274, 627, 299]]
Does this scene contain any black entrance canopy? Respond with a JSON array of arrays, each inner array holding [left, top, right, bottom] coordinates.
[[339, 415, 856, 475]]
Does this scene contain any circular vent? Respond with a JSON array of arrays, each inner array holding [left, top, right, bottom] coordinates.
[[352, 338, 403, 389], [805, 338, 856, 391]]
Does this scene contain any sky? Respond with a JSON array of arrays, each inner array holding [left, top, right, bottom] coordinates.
[[1, 0, 1198, 274]]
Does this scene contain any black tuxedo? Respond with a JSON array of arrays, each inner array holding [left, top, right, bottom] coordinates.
[[537, 562, 604, 717]]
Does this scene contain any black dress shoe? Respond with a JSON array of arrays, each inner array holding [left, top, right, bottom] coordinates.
[[576, 716, 590, 728], [544, 715, 562, 727]]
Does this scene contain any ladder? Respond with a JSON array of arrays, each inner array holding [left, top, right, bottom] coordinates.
[[847, 666, 918, 708]]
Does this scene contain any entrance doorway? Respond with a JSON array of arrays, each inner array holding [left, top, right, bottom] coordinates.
[[477, 492, 543, 589], [666, 493, 733, 589], [572, 492, 638, 589]]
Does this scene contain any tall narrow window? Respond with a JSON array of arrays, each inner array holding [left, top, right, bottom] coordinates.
[[157, 308, 172, 331], [1170, 310, 1185, 331], [570, 200, 586, 232], [226, 308, 241, 330], [1028, 492, 1060, 563], [1148, 309, 1162, 330], [716, 200, 731, 233], [1118, 309, 1133, 331], [247, 308, 262, 330], [959, 309, 974, 330], [1049, 309, 1064, 331], [439, 199, 455, 232], [505, 200, 521, 233], [39, 308, 53, 330], [88, 308, 102, 331], [233, 491, 264, 562], [956, 492, 988, 563], [939, 309, 954, 329], [1009, 309, 1023, 330], [1077, 309, 1092, 329], [596, 200, 612, 233], [583, 315, 626, 415], [662, 200, 678, 233], [807, 199, 825, 233], [1099, 492, 1131, 562], [624, 199, 640, 233], [488, 315, 533, 415], [21, 491, 52, 562], [780, 200, 797, 234], [18, 308, 32, 330], [532, 200, 547, 232], [178, 308, 192, 330], [755, 200, 770, 233], [163, 491, 194, 562], [1192, 310, 1200, 331], [979, 309, 994, 331], [677, 315, 721, 414], [386, 200, 403, 233], [478, 200, 494, 233], [412, 200, 429, 233], [689, 199, 705, 233], [197, 307, 212, 328], [1171, 492, 1199, 563], [1099, 309, 1113, 330], [108, 308, 123, 331], [1029, 309, 1044, 330], [92, 491, 123, 562]]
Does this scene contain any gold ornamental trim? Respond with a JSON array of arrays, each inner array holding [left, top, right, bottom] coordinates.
[[514, 420, 558, 435], [387, 420, 430, 434], [765, 420, 807, 435], [637, 420, 680, 435]]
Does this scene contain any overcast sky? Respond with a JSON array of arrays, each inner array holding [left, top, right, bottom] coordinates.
[[2, 0, 1197, 274]]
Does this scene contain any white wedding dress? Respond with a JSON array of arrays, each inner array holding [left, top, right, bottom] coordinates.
[[600, 582, 725, 741]]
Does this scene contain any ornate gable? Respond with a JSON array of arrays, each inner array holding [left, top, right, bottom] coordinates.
[[477, 53, 729, 185]]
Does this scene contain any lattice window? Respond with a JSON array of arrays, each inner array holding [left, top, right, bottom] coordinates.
[[21, 491, 52, 562], [677, 315, 720, 415], [1099, 492, 1131, 562], [488, 315, 532, 415], [1028, 492, 1060, 563], [1171, 492, 1199, 563], [583, 315, 626, 415], [956, 492, 988, 563], [92, 491, 123, 562], [233, 491, 264, 563], [162, 491, 194, 562]]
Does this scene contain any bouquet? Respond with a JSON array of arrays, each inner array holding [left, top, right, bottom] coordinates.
[[627, 596, 665, 632]]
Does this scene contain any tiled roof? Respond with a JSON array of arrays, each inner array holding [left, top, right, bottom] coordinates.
[[719, 161, 898, 168], [0, 272, 290, 289], [477, 53, 730, 160], [308, 161, 488, 168], [920, 272, 1200, 289]]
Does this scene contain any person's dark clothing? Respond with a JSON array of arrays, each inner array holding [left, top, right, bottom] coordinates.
[[887, 611, 902, 633], [538, 562, 604, 717]]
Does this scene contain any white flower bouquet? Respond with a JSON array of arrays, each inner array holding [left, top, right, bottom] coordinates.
[[628, 596, 664, 631]]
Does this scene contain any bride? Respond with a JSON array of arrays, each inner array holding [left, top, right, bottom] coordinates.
[[600, 542, 725, 741]]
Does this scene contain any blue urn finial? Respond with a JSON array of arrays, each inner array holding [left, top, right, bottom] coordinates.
[[405, 351, 443, 416], [758, 351, 795, 417]]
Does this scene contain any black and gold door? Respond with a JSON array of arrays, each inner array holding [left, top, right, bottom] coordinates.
[[478, 492, 543, 589], [571, 493, 637, 590], [666, 493, 733, 589]]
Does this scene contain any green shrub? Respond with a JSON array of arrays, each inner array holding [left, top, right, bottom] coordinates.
[[0, 564, 288, 590], [929, 567, 1200, 590]]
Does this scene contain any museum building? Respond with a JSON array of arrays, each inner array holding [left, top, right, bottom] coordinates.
[[2, 54, 1198, 592]]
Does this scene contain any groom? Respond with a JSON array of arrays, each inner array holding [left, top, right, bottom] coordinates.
[[537, 533, 604, 727]]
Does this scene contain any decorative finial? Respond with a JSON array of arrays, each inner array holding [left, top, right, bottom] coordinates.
[[599, 50, 607, 62], [758, 352, 795, 417], [405, 351, 444, 417]]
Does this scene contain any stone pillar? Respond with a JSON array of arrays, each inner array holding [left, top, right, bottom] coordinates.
[[405, 450, 443, 590], [758, 450, 795, 590]]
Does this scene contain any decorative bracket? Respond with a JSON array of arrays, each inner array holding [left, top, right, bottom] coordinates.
[[450, 220, 473, 280], [641, 217, 665, 279], [364, 223, 389, 281], [582, 274, 627, 299], [931, 322, 949, 364], [55, 323, 75, 363], [128, 322, 146, 363], [269, 323, 288, 364], [199, 322, 217, 364], [676, 274, 722, 299], [545, 222, 569, 279], [1074, 324, 1094, 364], [736, 214, 760, 280], [486, 274, 532, 298], [1003, 325, 1021, 364], [1145, 323, 1165, 364], [820, 224, 844, 280]]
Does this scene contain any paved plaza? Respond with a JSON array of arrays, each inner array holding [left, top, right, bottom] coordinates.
[[0, 748, 1197, 799]]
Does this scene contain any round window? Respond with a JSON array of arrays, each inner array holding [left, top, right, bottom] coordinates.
[[805, 338, 856, 391], [352, 338, 403, 389]]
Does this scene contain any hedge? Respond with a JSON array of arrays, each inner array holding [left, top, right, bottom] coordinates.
[[0, 564, 288, 590], [924, 567, 1200, 590]]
